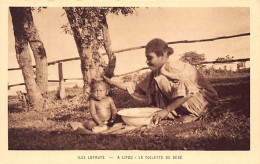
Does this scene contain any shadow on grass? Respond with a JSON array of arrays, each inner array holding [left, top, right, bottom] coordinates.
[[8, 128, 249, 150], [213, 79, 249, 99], [49, 114, 72, 122], [8, 104, 26, 113]]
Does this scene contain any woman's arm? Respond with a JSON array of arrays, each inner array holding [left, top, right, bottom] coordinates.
[[103, 76, 127, 91], [104, 76, 147, 102], [165, 96, 191, 114], [153, 96, 192, 124]]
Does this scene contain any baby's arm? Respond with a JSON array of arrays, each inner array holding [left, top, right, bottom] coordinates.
[[108, 97, 117, 122], [89, 99, 104, 126]]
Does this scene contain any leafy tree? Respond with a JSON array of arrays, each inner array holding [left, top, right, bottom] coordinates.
[[179, 51, 205, 65], [10, 7, 48, 111], [63, 7, 135, 96], [216, 55, 234, 61]]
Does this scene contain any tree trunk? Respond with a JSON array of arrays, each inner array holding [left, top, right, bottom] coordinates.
[[79, 20, 103, 94], [10, 7, 44, 111], [101, 14, 116, 78], [80, 39, 93, 95], [65, 8, 102, 95], [65, 8, 91, 94], [22, 8, 48, 97]]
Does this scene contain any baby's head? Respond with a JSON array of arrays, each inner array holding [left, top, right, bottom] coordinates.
[[91, 79, 109, 101]]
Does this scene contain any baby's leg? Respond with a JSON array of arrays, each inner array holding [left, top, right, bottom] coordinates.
[[69, 122, 85, 131], [82, 120, 97, 130]]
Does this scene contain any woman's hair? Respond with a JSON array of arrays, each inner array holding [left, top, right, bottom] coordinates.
[[145, 38, 174, 57]]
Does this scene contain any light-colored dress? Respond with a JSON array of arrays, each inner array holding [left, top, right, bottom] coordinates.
[[126, 59, 218, 117]]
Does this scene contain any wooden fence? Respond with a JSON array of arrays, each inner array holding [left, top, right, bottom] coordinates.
[[8, 33, 250, 90]]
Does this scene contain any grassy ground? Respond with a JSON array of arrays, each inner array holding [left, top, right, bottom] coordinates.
[[8, 75, 250, 150]]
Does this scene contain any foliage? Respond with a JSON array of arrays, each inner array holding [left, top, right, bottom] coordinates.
[[62, 7, 135, 49], [31, 7, 47, 12], [179, 51, 205, 65], [216, 55, 234, 61]]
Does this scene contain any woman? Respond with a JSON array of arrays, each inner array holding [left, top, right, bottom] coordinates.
[[104, 38, 218, 124]]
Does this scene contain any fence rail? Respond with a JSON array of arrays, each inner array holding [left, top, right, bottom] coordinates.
[[197, 58, 250, 65], [114, 58, 250, 77], [8, 32, 250, 89], [8, 33, 250, 71], [8, 57, 250, 89]]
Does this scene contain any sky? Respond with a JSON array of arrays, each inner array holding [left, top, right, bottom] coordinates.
[[8, 7, 250, 93]]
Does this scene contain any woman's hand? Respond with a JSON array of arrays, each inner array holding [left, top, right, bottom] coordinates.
[[153, 109, 170, 125], [102, 75, 128, 91], [152, 96, 190, 125], [103, 75, 111, 84]]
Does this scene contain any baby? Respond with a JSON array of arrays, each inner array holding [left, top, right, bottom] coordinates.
[[86, 80, 117, 132]]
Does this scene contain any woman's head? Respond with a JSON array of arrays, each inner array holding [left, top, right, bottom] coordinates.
[[145, 38, 174, 71]]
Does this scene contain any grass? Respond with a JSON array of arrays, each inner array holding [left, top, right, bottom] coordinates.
[[8, 75, 250, 150]]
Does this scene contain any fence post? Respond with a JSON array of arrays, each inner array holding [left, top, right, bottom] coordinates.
[[58, 62, 66, 99]]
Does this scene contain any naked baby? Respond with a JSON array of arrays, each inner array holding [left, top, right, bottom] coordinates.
[[86, 80, 117, 132]]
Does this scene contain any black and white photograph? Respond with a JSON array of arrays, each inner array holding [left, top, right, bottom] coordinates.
[[1, 1, 260, 164]]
